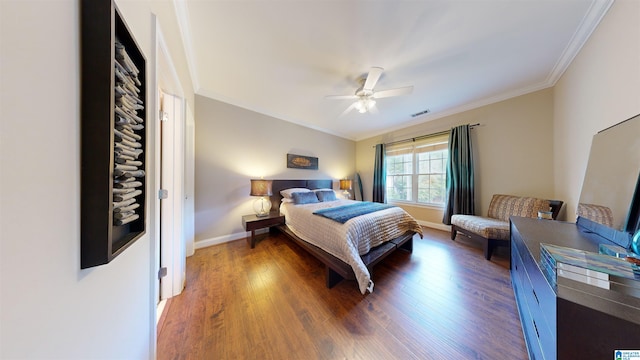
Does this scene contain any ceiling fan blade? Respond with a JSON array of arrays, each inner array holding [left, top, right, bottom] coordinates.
[[362, 67, 383, 92], [325, 95, 359, 100], [339, 102, 357, 117], [373, 86, 414, 99]]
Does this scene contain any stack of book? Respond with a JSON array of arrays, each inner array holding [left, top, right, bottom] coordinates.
[[540, 243, 640, 292]]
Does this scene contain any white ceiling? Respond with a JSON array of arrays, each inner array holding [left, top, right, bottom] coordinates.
[[174, 0, 612, 141]]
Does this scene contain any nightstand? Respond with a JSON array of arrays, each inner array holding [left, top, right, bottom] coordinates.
[[242, 212, 285, 248]]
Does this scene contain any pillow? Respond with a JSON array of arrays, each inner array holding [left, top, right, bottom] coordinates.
[[291, 191, 319, 205], [312, 188, 334, 193], [280, 188, 311, 199], [316, 190, 337, 202], [281, 198, 293, 203]]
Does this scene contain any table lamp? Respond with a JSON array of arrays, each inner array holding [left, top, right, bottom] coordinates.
[[340, 179, 352, 199], [250, 179, 273, 217]]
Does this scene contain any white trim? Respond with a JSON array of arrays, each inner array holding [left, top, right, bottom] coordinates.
[[173, 0, 200, 92], [184, 104, 196, 257], [150, 15, 161, 360], [546, 0, 614, 85], [195, 229, 269, 250], [155, 18, 187, 302], [156, 299, 167, 325], [156, 25, 184, 96], [160, 92, 186, 299]]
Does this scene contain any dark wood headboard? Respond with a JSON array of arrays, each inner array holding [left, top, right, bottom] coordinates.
[[270, 179, 333, 211]]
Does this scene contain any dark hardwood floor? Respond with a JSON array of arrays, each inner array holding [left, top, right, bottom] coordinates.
[[157, 227, 527, 359]]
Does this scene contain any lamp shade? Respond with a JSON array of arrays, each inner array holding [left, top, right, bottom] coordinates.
[[339, 179, 352, 191], [250, 179, 273, 196]]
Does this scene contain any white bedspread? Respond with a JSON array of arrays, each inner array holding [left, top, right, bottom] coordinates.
[[280, 199, 423, 294]]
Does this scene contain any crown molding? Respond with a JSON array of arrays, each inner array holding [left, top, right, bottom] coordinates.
[[173, 0, 200, 92], [545, 0, 614, 86]]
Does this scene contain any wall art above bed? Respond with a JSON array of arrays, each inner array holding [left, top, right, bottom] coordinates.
[[287, 153, 318, 170]]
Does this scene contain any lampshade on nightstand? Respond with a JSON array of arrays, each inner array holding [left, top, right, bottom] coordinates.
[[340, 179, 352, 199], [250, 179, 273, 217]]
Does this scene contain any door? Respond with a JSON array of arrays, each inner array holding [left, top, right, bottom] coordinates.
[[160, 91, 186, 300]]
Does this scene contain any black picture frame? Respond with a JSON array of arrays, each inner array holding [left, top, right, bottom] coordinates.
[[287, 154, 318, 170], [80, 0, 147, 269]]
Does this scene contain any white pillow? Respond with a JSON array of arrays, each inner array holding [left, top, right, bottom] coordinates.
[[280, 188, 311, 199], [281, 198, 293, 203], [312, 188, 334, 192]]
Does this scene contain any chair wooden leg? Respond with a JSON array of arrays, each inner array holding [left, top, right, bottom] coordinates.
[[451, 225, 458, 240], [485, 240, 495, 260]]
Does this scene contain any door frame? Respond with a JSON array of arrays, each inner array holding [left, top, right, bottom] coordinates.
[[153, 17, 187, 305]]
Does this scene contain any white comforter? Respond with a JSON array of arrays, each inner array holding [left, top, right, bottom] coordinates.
[[280, 199, 423, 294]]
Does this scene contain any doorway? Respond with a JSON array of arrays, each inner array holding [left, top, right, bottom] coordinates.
[[153, 18, 194, 326], [159, 90, 186, 300]]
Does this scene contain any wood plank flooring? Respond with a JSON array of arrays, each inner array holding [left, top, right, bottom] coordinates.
[[157, 228, 527, 359]]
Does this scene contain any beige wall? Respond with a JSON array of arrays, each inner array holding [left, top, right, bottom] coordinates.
[[356, 89, 555, 226], [194, 95, 355, 245], [554, 0, 640, 221]]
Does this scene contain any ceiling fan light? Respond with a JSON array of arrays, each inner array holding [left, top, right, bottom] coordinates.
[[367, 99, 376, 109], [354, 97, 375, 113]]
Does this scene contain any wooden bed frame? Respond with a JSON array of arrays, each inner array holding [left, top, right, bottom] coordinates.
[[271, 179, 417, 289]]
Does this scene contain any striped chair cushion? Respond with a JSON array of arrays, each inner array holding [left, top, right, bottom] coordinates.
[[487, 194, 550, 221], [451, 215, 511, 240], [577, 203, 614, 227], [451, 194, 552, 241]]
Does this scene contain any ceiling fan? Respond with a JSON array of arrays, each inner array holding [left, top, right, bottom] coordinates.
[[325, 67, 413, 115]]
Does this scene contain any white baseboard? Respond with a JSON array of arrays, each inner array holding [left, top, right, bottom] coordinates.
[[156, 299, 167, 325], [195, 228, 269, 250]]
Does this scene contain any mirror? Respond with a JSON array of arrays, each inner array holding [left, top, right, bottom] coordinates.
[[579, 113, 640, 233]]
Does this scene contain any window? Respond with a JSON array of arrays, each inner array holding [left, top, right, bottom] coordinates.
[[386, 133, 448, 206]]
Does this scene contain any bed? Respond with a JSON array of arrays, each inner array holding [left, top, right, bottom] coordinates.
[[270, 179, 423, 294]]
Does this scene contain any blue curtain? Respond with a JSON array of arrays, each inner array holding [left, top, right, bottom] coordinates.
[[373, 144, 386, 203], [443, 125, 475, 225]]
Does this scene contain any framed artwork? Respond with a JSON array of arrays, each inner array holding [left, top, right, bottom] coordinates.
[[287, 154, 318, 170], [80, 0, 147, 268]]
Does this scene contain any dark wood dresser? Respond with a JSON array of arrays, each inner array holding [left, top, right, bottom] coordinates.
[[510, 216, 640, 359]]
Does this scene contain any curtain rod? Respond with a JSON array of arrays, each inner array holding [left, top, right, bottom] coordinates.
[[375, 123, 480, 148]]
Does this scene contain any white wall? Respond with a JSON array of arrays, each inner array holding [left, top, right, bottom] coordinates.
[[194, 95, 356, 246], [554, 0, 640, 221], [0, 1, 194, 358], [0, 1, 153, 358]]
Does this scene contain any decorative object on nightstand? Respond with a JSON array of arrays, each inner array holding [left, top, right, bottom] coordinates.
[[340, 179, 352, 199], [250, 179, 273, 217]]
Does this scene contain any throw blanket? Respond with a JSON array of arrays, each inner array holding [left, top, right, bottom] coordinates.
[[313, 201, 395, 223]]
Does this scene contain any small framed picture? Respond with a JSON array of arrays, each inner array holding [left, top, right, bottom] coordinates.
[[287, 154, 318, 170]]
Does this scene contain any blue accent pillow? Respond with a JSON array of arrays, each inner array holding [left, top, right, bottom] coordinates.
[[316, 190, 337, 202], [292, 191, 319, 205]]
